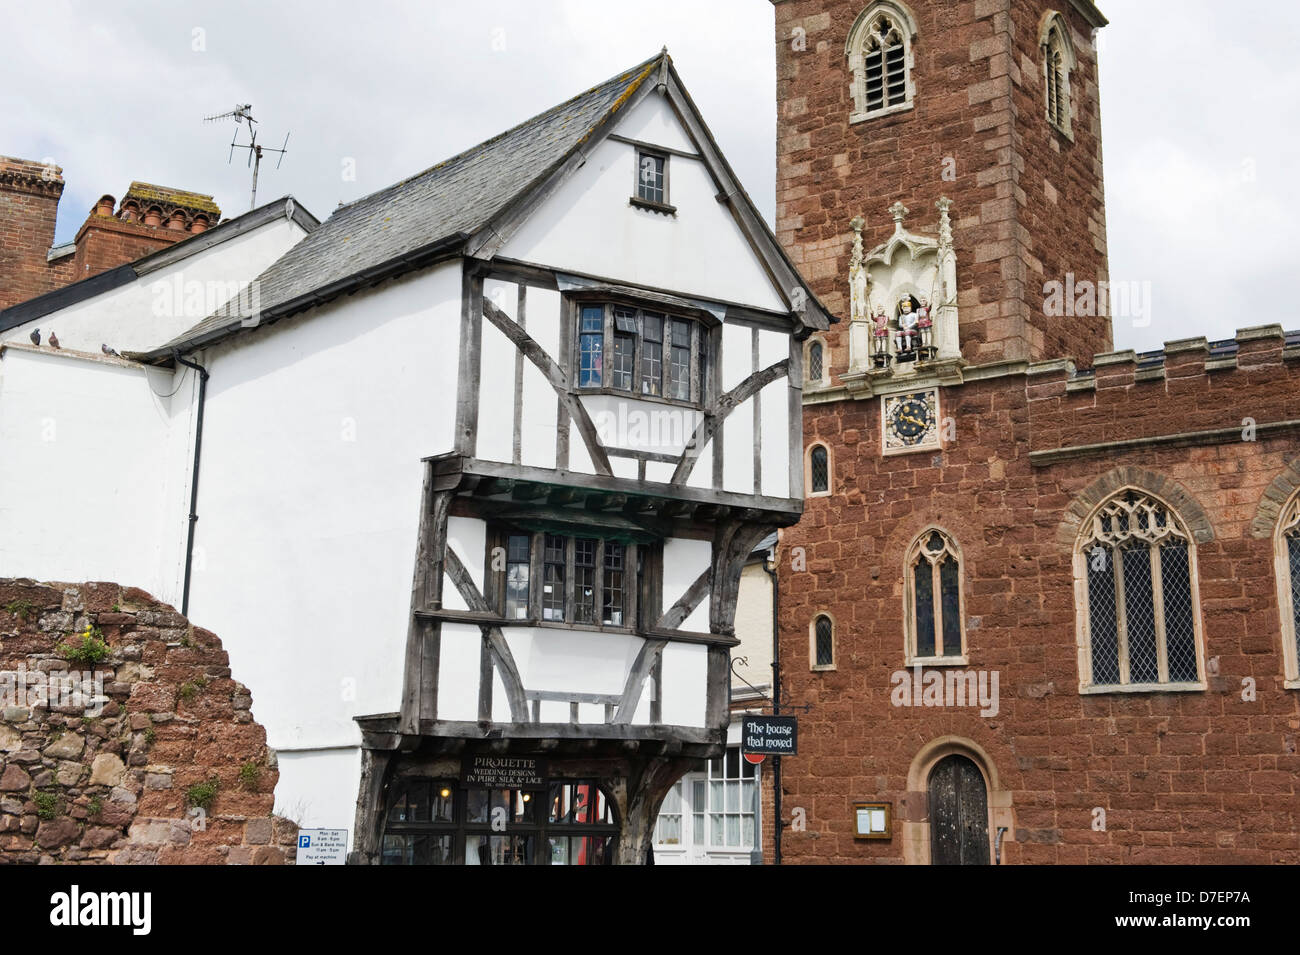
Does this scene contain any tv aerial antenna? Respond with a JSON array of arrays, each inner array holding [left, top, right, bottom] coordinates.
[[203, 104, 290, 211]]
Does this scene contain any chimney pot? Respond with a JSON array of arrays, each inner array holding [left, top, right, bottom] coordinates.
[[190, 214, 209, 234], [96, 194, 115, 217], [143, 206, 163, 227], [167, 210, 187, 231]]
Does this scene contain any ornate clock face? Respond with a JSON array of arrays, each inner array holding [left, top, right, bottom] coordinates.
[[883, 389, 940, 455]]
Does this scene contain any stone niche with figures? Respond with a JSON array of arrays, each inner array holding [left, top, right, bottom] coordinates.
[[842, 199, 964, 395]]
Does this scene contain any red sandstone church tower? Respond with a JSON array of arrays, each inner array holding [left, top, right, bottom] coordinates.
[[771, 0, 1300, 865]]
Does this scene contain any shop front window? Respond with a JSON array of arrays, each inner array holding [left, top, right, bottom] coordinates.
[[382, 777, 618, 865]]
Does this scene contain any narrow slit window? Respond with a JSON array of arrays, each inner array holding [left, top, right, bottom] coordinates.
[[810, 445, 829, 494], [814, 615, 834, 667], [808, 340, 824, 383]]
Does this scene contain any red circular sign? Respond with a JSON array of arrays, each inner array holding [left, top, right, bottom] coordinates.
[[743, 752, 766, 765]]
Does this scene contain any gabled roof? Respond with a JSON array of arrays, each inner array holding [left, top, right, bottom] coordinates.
[[142, 50, 830, 363], [0, 196, 318, 333]]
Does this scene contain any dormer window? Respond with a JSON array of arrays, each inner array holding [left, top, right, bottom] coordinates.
[[631, 150, 674, 214], [574, 302, 707, 405]]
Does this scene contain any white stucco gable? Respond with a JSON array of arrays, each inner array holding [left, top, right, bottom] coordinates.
[[497, 93, 789, 315]]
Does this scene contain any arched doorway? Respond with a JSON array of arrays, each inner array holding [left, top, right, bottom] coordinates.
[[927, 754, 989, 865]]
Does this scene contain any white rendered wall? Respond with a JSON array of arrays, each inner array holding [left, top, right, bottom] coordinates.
[[662, 537, 712, 633], [274, 746, 362, 832], [3, 217, 309, 354], [184, 261, 462, 758], [498, 95, 787, 314], [0, 349, 180, 600]]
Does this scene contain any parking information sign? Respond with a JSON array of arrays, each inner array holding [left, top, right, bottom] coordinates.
[[297, 829, 348, 865]]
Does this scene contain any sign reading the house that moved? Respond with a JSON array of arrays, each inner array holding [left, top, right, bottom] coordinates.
[[462, 755, 546, 789], [741, 715, 798, 756]]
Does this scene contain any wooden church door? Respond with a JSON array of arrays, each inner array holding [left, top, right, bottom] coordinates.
[[928, 754, 990, 865]]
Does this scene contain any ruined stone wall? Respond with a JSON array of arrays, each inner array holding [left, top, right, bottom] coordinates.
[[0, 578, 297, 864]]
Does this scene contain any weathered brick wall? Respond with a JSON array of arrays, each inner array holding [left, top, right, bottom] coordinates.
[[0, 158, 76, 311], [774, 0, 1111, 369], [0, 578, 297, 864], [778, 339, 1300, 864]]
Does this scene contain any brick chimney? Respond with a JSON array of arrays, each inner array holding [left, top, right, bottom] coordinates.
[[70, 181, 221, 283], [0, 156, 74, 311], [0, 160, 222, 312]]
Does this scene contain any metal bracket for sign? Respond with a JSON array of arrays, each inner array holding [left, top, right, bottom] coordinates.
[[730, 657, 812, 716]]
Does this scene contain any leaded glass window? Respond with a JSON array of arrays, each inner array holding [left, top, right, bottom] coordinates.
[[814, 614, 834, 667], [1078, 490, 1202, 688], [808, 340, 824, 383], [810, 444, 829, 494], [907, 529, 964, 661], [574, 303, 704, 404]]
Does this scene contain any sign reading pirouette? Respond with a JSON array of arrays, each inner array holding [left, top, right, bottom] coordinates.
[[740, 715, 798, 756], [462, 755, 546, 788]]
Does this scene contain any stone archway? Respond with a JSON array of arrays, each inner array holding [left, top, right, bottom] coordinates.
[[902, 736, 1013, 865]]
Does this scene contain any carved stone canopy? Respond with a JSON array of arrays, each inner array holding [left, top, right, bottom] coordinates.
[[846, 197, 961, 376]]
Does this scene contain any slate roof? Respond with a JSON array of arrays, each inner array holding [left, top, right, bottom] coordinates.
[[147, 52, 666, 358]]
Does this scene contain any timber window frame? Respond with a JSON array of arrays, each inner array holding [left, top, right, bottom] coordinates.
[[382, 777, 618, 865], [1040, 11, 1076, 140], [1274, 493, 1300, 688], [845, 1, 919, 124], [904, 528, 968, 665], [487, 525, 639, 632], [571, 300, 710, 407], [811, 612, 836, 671], [631, 149, 675, 214], [1074, 489, 1206, 694]]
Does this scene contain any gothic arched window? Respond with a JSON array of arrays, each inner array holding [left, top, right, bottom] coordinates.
[[905, 529, 965, 663], [808, 443, 830, 496], [812, 613, 835, 670], [846, 2, 918, 123], [1275, 493, 1300, 686], [1076, 490, 1204, 691], [1040, 12, 1076, 138]]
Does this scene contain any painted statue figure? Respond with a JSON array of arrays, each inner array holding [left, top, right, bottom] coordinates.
[[871, 303, 890, 362], [896, 298, 918, 354], [916, 296, 933, 352]]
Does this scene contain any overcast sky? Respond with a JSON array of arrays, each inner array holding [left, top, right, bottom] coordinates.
[[2, 0, 1296, 353]]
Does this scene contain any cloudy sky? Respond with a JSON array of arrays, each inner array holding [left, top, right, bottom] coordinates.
[[2, 0, 1296, 353]]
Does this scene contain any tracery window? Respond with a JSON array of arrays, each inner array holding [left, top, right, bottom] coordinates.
[[905, 529, 965, 662], [1275, 494, 1300, 686], [1041, 13, 1075, 137], [1077, 490, 1203, 690], [846, 2, 918, 123]]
